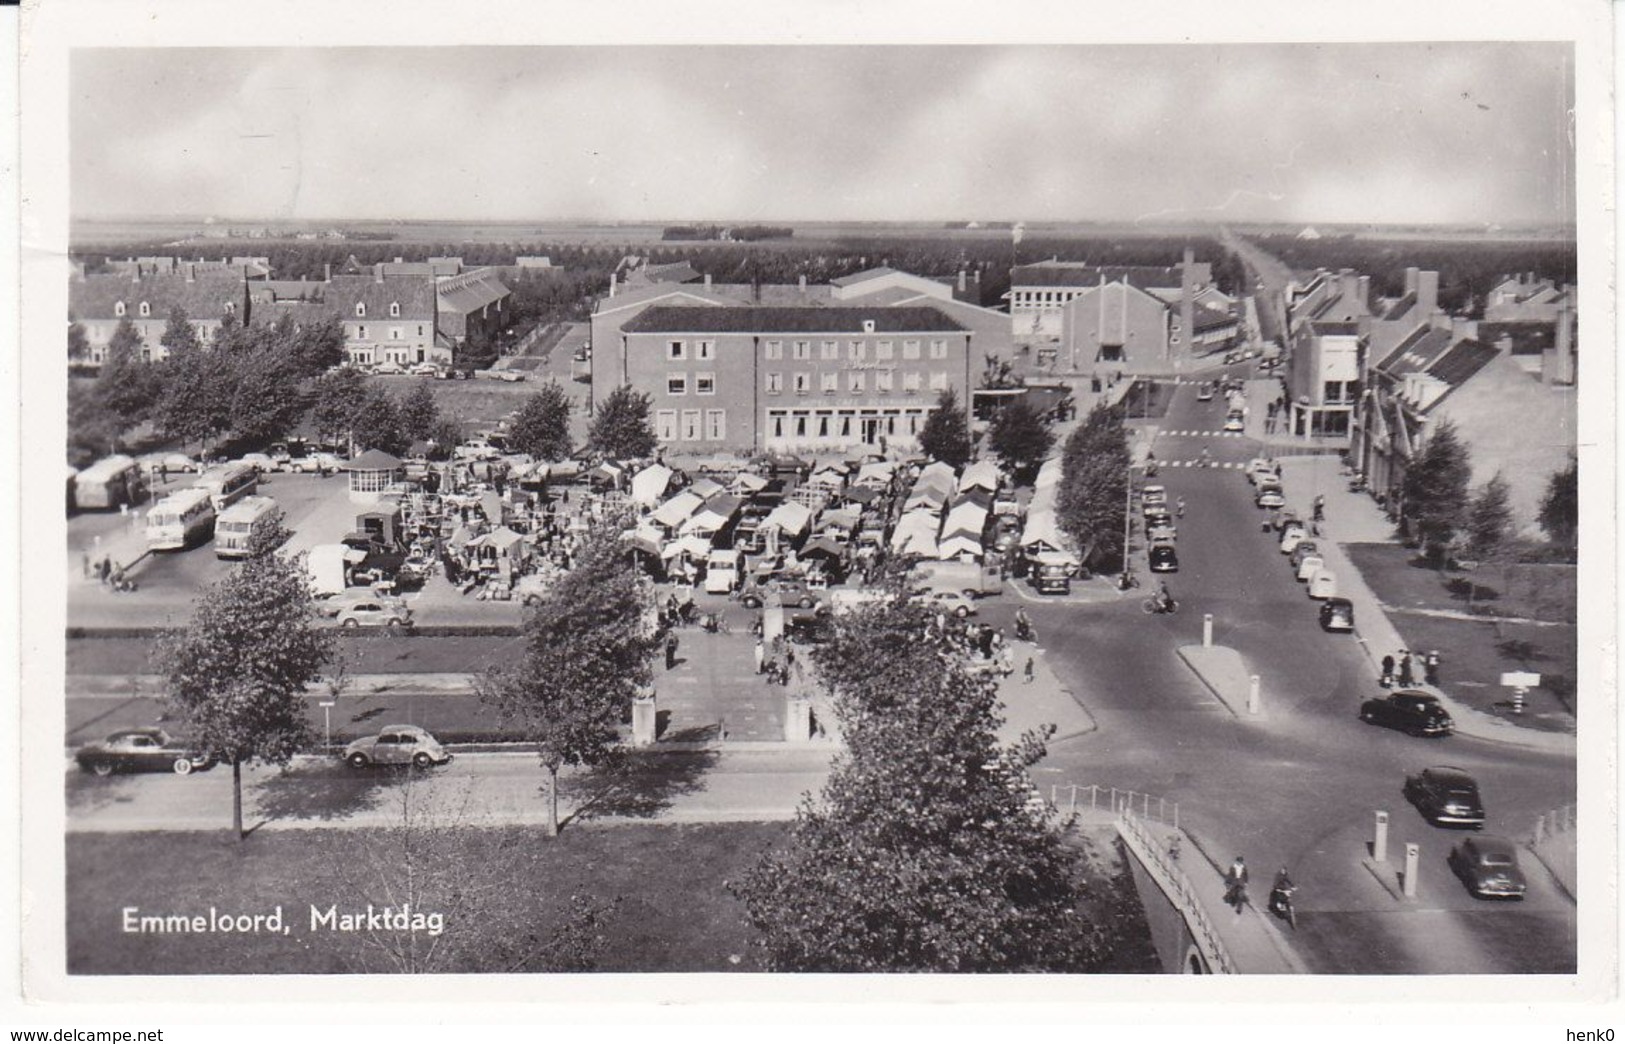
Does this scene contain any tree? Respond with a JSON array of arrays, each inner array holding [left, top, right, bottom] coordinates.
[[154, 535, 334, 840], [226, 348, 307, 449], [309, 368, 370, 450], [732, 600, 1106, 972], [917, 388, 973, 469], [289, 315, 346, 377], [67, 322, 90, 362], [988, 399, 1054, 478], [397, 382, 441, 443], [1538, 456, 1578, 555], [67, 381, 125, 466], [1056, 403, 1129, 571], [1401, 418, 1472, 563], [1463, 472, 1514, 561], [424, 417, 465, 461], [476, 517, 659, 836], [95, 317, 161, 432], [587, 386, 657, 461], [507, 382, 575, 461], [153, 340, 231, 454], [159, 306, 202, 356], [352, 388, 407, 456]]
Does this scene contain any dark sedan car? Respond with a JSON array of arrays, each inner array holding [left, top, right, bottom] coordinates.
[[1319, 597, 1355, 632], [75, 728, 216, 777], [1448, 835, 1528, 899], [1148, 545, 1179, 573], [1361, 690, 1453, 736], [1404, 765, 1486, 828]]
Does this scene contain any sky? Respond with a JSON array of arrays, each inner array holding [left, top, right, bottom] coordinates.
[[70, 43, 1575, 227]]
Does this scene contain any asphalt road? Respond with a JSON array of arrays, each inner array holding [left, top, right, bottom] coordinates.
[[1016, 379, 1577, 973]]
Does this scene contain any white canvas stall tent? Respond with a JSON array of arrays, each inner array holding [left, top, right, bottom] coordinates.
[[730, 472, 769, 495], [1019, 510, 1070, 557], [890, 509, 942, 558], [651, 490, 705, 530], [958, 460, 1002, 494], [1034, 458, 1064, 492], [680, 494, 742, 538], [762, 501, 813, 538], [661, 533, 714, 562], [854, 461, 897, 488], [687, 477, 725, 500], [308, 544, 367, 596], [917, 460, 956, 489], [630, 464, 675, 507], [937, 527, 985, 561]]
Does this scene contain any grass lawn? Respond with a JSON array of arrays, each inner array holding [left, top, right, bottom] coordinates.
[[1344, 543, 1577, 728], [362, 375, 543, 431], [67, 822, 1157, 975]]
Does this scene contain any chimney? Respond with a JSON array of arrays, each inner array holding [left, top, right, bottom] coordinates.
[[1338, 270, 1361, 311], [798, 274, 807, 293], [1417, 271, 1439, 314], [1544, 305, 1577, 384], [376, 264, 385, 284], [1356, 275, 1370, 312], [1178, 247, 1196, 359], [957, 269, 967, 293], [323, 263, 332, 283], [1404, 267, 1420, 297], [608, 272, 617, 298], [704, 273, 712, 289]]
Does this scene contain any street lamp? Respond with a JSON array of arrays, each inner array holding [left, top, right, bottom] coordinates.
[[319, 700, 335, 752]]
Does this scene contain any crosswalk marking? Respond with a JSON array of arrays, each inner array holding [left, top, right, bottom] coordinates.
[[1157, 429, 1247, 438], [1155, 460, 1243, 469]]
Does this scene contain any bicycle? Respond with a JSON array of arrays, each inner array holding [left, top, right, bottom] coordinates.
[[1141, 596, 1179, 615]]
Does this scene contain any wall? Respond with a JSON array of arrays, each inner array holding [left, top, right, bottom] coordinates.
[[1060, 283, 1169, 375]]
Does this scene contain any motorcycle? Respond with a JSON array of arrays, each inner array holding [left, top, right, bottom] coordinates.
[[1269, 884, 1298, 930], [1014, 617, 1036, 643]]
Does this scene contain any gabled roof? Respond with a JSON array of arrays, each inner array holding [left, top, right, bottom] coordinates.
[[1377, 326, 1454, 376], [264, 274, 436, 321], [1011, 263, 1186, 290], [69, 271, 246, 322], [1382, 293, 1418, 322], [830, 267, 902, 288], [635, 262, 702, 285], [1477, 320, 1566, 356], [436, 269, 510, 315], [1191, 301, 1238, 332], [622, 306, 966, 335], [1425, 339, 1498, 388]]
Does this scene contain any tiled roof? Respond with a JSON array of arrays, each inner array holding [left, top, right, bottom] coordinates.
[[1011, 263, 1185, 290], [1426, 339, 1498, 388], [1377, 326, 1453, 377], [596, 282, 834, 315], [1383, 293, 1417, 321], [436, 270, 510, 315], [69, 271, 247, 322], [830, 267, 901, 288], [635, 262, 702, 285], [1477, 320, 1565, 356], [622, 306, 966, 335], [1309, 320, 1360, 337], [247, 274, 436, 320], [1192, 301, 1237, 331]]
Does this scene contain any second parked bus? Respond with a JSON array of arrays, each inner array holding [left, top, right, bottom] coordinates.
[[146, 488, 217, 551], [192, 462, 259, 512], [213, 495, 282, 560]]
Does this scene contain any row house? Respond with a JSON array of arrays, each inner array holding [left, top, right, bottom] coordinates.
[[249, 271, 440, 366], [616, 306, 973, 454], [68, 264, 250, 364]]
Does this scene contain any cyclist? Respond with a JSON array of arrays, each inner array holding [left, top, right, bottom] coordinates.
[[1200, 446, 1213, 468], [1175, 496, 1186, 518], [1156, 580, 1175, 614]]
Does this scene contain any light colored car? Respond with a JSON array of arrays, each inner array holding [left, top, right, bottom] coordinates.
[[1147, 519, 1177, 543], [1281, 529, 1308, 555], [291, 451, 347, 473], [1288, 541, 1320, 569], [409, 362, 439, 377], [236, 453, 274, 474], [317, 590, 391, 619], [1223, 414, 1245, 433], [373, 361, 407, 376], [1245, 458, 1281, 485], [343, 725, 451, 769], [1141, 484, 1168, 507], [912, 590, 978, 618], [454, 439, 501, 461], [1255, 486, 1285, 509], [1295, 554, 1325, 582], [334, 597, 413, 629], [495, 370, 526, 383], [1307, 568, 1338, 599], [161, 452, 202, 474]]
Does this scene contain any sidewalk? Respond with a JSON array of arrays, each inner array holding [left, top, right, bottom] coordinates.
[[1274, 456, 1575, 756], [995, 637, 1097, 745]]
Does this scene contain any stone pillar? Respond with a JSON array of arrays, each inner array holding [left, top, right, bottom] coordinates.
[[1203, 613, 1213, 648], [1402, 843, 1420, 898], [1247, 675, 1261, 715], [784, 694, 812, 744], [1373, 810, 1389, 863], [631, 693, 657, 747]]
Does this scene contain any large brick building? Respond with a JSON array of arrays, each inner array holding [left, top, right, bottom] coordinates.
[[616, 306, 973, 454]]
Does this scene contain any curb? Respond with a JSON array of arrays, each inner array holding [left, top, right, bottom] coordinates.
[[1175, 645, 1258, 720]]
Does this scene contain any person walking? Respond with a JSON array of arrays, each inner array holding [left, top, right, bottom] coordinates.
[[753, 638, 766, 675], [665, 631, 679, 671], [1398, 651, 1414, 688], [1225, 856, 1250, 915], [1380, 654, 1395, 689], [1424, 650, 1441, 686], [81, 550, 91, 580], [1023, 657, 1035, 684]]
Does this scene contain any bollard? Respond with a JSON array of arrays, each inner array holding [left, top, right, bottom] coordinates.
[[631, 695, 657, 747], [1374, 811, 1389, 863], [1248, 674, 1261, 715], [1402, 843, 1420, 898], [1203, 613, 1214, 648]]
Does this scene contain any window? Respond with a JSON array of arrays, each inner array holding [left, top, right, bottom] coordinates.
[[875, 370, 894, 393], [795, 415, 808, 437], [903, 372, 922, 394], [355, 303, 366, 317], [223, 302, 235, 316], [903, 339, 921, 360], [667, 340, 686, 360], [862, 319, 876, 333], [1099, 343, 1124, 362], [772, 414, 785, 439], [114, 301, 126, 317], [390, 301, 401, 317], [655, 410, 678, 441], [793, 340, 812, 361], [793, 372, 811, 395], [848, 371, 865, 394], [357, 325, 368, 340], [390, 327, 403, 341], [929, 339, 948, 359], [876, 340, 894, 360], [418, 325, 425, 336], [695, 372, 716, 395], [696, 340, 715, 360], [821, 340, 839, 360], [138, 302, 151, 317], [817, 416, 830, 438], [667, 373, 688, 396], [706, 409, 726, 441], [765, 340, 783, 360], [766, 372, 783, 394], [929, 371, 948, 391], [682, 410, 702, 441], [821, 372, 839, 394], [848, 340, 866, 360]]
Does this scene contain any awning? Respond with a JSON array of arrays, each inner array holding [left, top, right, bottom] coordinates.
[[841, 485, 879, 505], [487, 526, 526, 551], [681, 493, 742, 535], [890, 510, 941, 557], [730, 472, 768, 494], [661, 533, 713, 560], [651, 490, 705, 529], [625, 529, 663, 557], [687, 477, 724, 500], [818, 506, 861, 532], [938, 529, 985, 561], [917, 460, 957, 489], [630, 464, 674, 507], [800, 536, 847, 561], [855, 461, 896, 487], [762, 501, 813, 536], [958, 460, 1002, 493]]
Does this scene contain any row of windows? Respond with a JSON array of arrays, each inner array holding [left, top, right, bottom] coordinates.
[[666, 339, 717, 361], [654, 408, 727, 442], [763, 370, 948, 395], [762, 338, 950, 361], [1011, 289, 1085, 308], [765, 407, 928, 442], [114, 300, 236, 318], [350, 325, 428, 341], [355, 302, 404, 318], [666, 372, 716, 396]]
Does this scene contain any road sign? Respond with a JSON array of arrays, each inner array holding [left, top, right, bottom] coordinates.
[[1500, 671, 1541, 688]]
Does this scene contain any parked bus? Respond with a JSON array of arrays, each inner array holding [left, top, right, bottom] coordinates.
[[73, 454, 148, 511], [192, 462, 258, 512], [146, 488, 217, 551], [213, 495, 282, 560]]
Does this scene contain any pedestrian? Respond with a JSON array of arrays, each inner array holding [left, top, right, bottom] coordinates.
[[1380, 654, 1395, 689], [1225, 856, 1250, 914], [1398, 651, 1414, 688], [98, 557, 112, 585], [753, 638, 765, 675], [81, 550, 90, 580], [785, 646, 796, 675], [1024, 657, 1035, 684], [665, 632, 679, 671], [1424, 650, 1441, 686]]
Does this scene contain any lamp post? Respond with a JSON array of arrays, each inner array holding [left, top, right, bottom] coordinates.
[[319, 700, 335, 752]]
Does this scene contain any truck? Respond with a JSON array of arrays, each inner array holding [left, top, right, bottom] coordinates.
[[913, 559, 1003, 598]]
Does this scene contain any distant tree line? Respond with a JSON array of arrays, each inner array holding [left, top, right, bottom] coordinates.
[[1252, 234, 1577, 318], [660, 225, 793, 242]]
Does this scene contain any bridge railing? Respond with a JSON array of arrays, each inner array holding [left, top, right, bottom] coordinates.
[[1050, 783, 1179, 830], [1115, 808, 1234, 975]]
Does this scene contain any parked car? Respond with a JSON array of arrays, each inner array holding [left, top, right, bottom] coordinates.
[[1289, 541, 1321, 570], [1294, 554, 1325, 582], [1141, 484, 1168, 507], [1448, 835, 1528, 899], [739, 577, 819, 610], [1360, 691, 1454, 737], [911, 590, 978, 618], [1246, 458, 1282, 486], [75, 728, 216, 777], [1404, 765, 1486, 827], [1195, 382, 1214, 402], [1307, 568, 1338, 599], [161, 452, 202, 474], [343, 725, 451, 769], [1318, 597, 1355, 632], [1147, 519, 1178, 544], [409, 362, 439, 377], [1148, 544, 1179, 573], [495, 370, 526, 383], [1279, 521, 1307, 548], [237, 452, 275, 475], [316, 589, 393, 619], [373, 361, 407, 376], [1281, 528, 1309, 555], [1223, 413, 1246, 433], [1274, 509, 1302, 533], [334, 596, 413, 630], [1143, 504, 1173, 526], [1255, 485, 1285, 509]]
